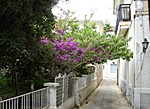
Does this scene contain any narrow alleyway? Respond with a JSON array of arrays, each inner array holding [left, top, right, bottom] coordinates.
[[79, 78, 132, 109]]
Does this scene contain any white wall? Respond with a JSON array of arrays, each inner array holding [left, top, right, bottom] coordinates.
[[127, 2, 135, 87], [118, 1, 135, 106], [140, 16, 150, 88], [77, 64, 103, 106], [134, 15, 150, 87], [103, 60, 117, 79], [119, 59, 126, 80], [124, 0, 133, 4], [132, 14, 150, 109], [116, 1, 150, 108], [78, 79, 98, 105]]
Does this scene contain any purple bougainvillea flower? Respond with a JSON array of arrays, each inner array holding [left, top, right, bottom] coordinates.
[[68, 37, 73, 42], [76, 56, 82, 62], [54, 39, 59, 43], [73, 60, 77, 63], [77, 48, 84, 54], [58, 30, 65, 36], [40, 38, 50, 46], [40, 38, 50, 43], [108, 56, 111, 59], [59, 56, 66, 61], [95, 49, 101, 53], [52, 37, 86, 63], [96, 56, 100, 61]]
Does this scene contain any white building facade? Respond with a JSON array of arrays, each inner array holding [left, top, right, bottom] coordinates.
[[103, 60, 117, 79], [114, 0, 150, 108]]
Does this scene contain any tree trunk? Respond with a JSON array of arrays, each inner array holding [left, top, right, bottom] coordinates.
[[11, 53, 19, 95]]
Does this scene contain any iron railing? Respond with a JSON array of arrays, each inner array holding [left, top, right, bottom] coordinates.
[[115, 4, 131, 35], [0, 72, 97, 109], [55, 75, 74, 107], [0, 87, 49, 109]]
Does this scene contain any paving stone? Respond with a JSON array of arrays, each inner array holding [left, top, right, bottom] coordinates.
[[79, 79, 132, 109]]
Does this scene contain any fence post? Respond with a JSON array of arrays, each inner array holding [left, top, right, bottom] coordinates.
[[73, 77, 80, 109], [44, 83, 59, 109], [82, 75, 87, 86], [94, 64, 98, 79]]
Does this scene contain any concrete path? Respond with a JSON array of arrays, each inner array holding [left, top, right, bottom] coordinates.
[[79, 78, 132, 109]]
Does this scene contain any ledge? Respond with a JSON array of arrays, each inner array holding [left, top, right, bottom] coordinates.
[[116, 21, 131, 36], [44, 83, 59, 87]]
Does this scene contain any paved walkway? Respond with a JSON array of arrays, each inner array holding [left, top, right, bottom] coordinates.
[[79, 78, 132, 109]]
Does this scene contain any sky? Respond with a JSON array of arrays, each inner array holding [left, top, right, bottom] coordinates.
[[52, 0, 117, 26]]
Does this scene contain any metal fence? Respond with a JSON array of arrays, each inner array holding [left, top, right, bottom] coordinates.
[[0, 87, 49, 109], [0, 72, 97, 109], [78, 72, 97, 88], [55, 74, 74, 107]]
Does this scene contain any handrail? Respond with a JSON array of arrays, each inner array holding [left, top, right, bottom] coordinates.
[[115, 4, 131, 35]]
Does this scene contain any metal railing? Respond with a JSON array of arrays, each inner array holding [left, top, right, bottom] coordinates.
[[55, 74, 74, 107], [0, 71, 97, 109], [0, 87, 49, 109], [78, 72, 97, 88], [115, 4, 131, 34]]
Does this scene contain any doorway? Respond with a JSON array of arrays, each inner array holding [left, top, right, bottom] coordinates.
[[103, 60, 117, 79]]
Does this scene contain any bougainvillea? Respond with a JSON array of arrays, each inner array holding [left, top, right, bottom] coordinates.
[[39, 12, 133, 75], [52, 37, 86, 63], [40, 38, 50, 46]]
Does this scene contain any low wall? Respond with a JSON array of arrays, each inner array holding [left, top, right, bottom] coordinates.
[[97, 64, 103, 84], [0, 64, 103, 109], [120, 77, 134, 106], [120, 78, 127, 95], [77, 64, 103, 106], [56, 64, 103, 109], [128, 84, 134, 106], [57, 78, 100, 109], [77, 79, 98, 105], [134, 88, 150, 109], [57, 97, 74, 109], [116, 77, 150, 109]]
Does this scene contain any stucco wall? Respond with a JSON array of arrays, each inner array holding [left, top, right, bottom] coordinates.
[[119, 59, 126, 81], [77, 64, 103, 106], [120, 77, 134, 106], [135, 15, 150, 88], [139, 17, 150, 88], [57, 97, 74, 109], [127, 4, 135, 87], [97, 64, 103, 84], [129, 14, 150, 109], [141, 48, 150, 88], [103, 60, 117, 79], [78, 79, 98, 105], [134, 88, 150, 109], [116, 0, 150, 108]]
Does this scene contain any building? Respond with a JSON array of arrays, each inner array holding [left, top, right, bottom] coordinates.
[[114, 0, 150, 108], [78, 20, 104, 34], [103, 60, 118, 79]]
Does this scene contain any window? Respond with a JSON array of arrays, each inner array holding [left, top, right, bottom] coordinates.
[[110, 64, 117, 73]]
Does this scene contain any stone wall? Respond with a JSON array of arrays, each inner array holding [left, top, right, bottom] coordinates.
[[97, 64, 103, 84]]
